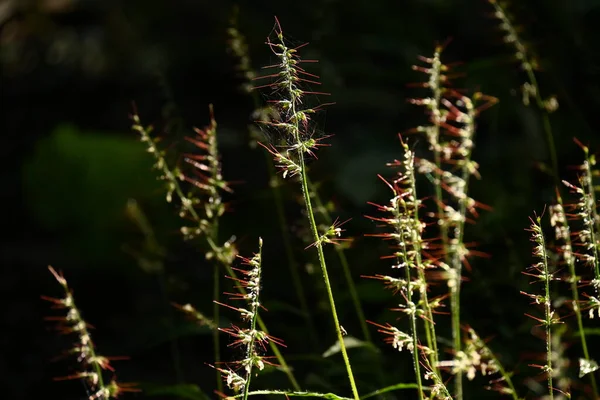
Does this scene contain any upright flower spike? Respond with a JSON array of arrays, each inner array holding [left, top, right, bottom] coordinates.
[[568, 141, 600, 288], [550, 192, 599, 392], [366, 138, 444, 398], [522, 215, 562, 400], [559, 142, 600, 396], [43, 266, 137, 400], [408, 45, 450, 156], [132, 105, 236, 393], [254, 17, 332, 163], [214, 239, 284, 400], [410, 48, 497, 399], [131, 105, 232, 245], [254, 18, 359, 400]]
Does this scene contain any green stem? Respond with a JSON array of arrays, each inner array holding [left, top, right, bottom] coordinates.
[[309, 177, 370, 342], [402, 248, 424, 398], [267, 25, 357, 398], [448, 98, 478, 400], [205, 237, 302, 391], [213, 263, 222, 393], [582, 155, 600, 281], [418, 47, 445, 377], [409, 176, 439, 370], [242, 242, 263, 400], [269, 158, 319, 348], [556, 195, 598, 396], [488, 354, 519, 400], [536, 218, 554, 400], [299, 158, 359, 400]]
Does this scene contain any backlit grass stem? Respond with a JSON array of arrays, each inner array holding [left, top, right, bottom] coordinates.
[[255, 17, 359, 399]]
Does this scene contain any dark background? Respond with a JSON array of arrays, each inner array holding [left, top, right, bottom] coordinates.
[[2, 0, 600, 399]]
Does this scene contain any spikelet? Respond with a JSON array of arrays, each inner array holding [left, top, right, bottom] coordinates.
[[521, 215, 562, 398], [212, 239, 285, 396], [43, 266, 138, 400]]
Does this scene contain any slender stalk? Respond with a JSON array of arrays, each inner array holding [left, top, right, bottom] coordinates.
[[213, 262, 222, 392], [299, 158, 360, 399], [465, 327, 520, 400], [526, 216, 555, 399], [206, 116, 223, 394], [309, 177, 370, 342], [551, 196, 598, 395], [242, 242, 263, 400], [368, 146, 438, 397], [410, 48, 447, 377], [488, 0, 559, 185], [229, 15, 318, 342], [273, 167, 319, 348], [402, 244, 424, 398], [447, 98, 477, 400], [541, 235, 554, 400], [580, 150, 600, 282], [405, 151, 439, 369], [487, 354, 519, 400], [258, 19, 359, 399], [207, 236, 301, 391]]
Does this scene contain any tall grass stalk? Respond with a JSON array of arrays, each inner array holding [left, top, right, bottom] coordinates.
[[523, 215, 558, 399], [550, 194, 598, 395], [214, 238, 282, 398], [488, 0, 559, 184], [367, 138, 445, 398], [255, 18, 359, 399], [412, 68, 496, 397], [227, 13, 320, 346], [309, 177, 371, 342]]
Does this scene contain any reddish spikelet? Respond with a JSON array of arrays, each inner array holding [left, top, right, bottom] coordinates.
[[43, 266, 137, 400], [253, 17, 333, 164], [183, 106, 232, 195], [213, 239, 284, 396]]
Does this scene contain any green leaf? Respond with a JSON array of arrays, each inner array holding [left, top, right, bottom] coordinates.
[[360, 383, 422, 399], [322, 336, 377, 358], [575, 328, 600, 336], [227, 390, 352, 400]]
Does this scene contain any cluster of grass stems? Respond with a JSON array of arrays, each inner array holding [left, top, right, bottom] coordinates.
[[44, 3, 600, 400]]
